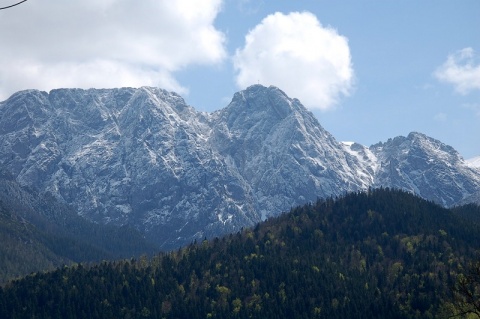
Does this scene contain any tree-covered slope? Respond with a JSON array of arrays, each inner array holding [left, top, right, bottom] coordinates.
[[0, 176, 157, 283], [0, 198, 70, 284], [0, 188, 479, 318]]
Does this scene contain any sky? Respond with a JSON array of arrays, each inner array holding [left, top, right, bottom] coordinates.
[[1, 0, 479, 159]]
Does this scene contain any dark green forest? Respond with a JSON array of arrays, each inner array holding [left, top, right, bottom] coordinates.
[[1, 188, 479, 318], [0, 176, 156, 283]]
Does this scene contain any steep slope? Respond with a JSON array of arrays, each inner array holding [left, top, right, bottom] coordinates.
[[210, 85, 371, 219], [0, 87, 259, 248], [0, 196, 68, 284], [1, 189, 479, 318], [0, 85, 479, 249], [369, 132, 480, 206], [0, 175, 156, 283], [0, 85, 370, 248]]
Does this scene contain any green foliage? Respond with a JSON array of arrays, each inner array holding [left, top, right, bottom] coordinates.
[[450, 261, 480, 318], [0, 188, 479, 318]]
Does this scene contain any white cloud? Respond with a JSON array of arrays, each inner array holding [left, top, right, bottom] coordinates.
[[434, 48, 480, 94], [0, 0, 226, 100], [233, 11, 354, 111]]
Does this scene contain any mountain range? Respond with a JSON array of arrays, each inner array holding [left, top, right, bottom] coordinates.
[[0, 84, 479, 248]]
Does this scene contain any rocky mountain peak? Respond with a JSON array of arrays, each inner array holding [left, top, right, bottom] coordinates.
[[371, 132, 480, 207], [0, 86, 479, 248], [217, 85, 297, 134], [406, 132, 460, 159]]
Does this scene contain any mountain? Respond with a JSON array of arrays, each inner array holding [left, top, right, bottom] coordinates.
[[0, 85, 479, 248], [0, 87, 223, 248], [1, 189, 479, 318], [209, 85, 371, 220], [342, 134, 480, 208], [368, 132, 480, 207]]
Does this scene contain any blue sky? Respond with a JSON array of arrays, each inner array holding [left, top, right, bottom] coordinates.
[[1, 0, 479, 158]]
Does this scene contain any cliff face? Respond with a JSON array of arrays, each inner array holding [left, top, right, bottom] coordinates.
[[1, 85, 478, 248]]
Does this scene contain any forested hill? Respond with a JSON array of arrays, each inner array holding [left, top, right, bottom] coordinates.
[[1, 188, 479, 318], [0, 176, 157, 283]]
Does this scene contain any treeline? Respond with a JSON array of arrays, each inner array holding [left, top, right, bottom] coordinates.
[[1, 188, 479, 318]]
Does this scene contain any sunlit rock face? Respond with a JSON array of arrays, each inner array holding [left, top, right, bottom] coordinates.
[[369, 132, 480, 207], [1, 85, 479, 248]]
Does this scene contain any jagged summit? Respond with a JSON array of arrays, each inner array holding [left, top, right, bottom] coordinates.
[[370, 131, 480, 207], [211, 85, 370, 220], [1, 85, 479, 248], [226, 85, 297, 119]]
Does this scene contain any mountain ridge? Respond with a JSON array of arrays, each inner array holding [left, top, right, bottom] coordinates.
[[1, 84, 479, 248]]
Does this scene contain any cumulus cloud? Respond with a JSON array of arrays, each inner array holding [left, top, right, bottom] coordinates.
[[434, 48, 480, 94], [0, 0, 226, 100], [233, 11, 354, 111]]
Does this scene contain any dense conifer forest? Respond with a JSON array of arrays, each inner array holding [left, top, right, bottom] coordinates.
[[1, 188, 479, 318], [0, 176, 156, 283]]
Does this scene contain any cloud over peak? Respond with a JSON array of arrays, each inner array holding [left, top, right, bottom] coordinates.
[[434, 48, 480, 95], [233, 11, 354, 111]]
